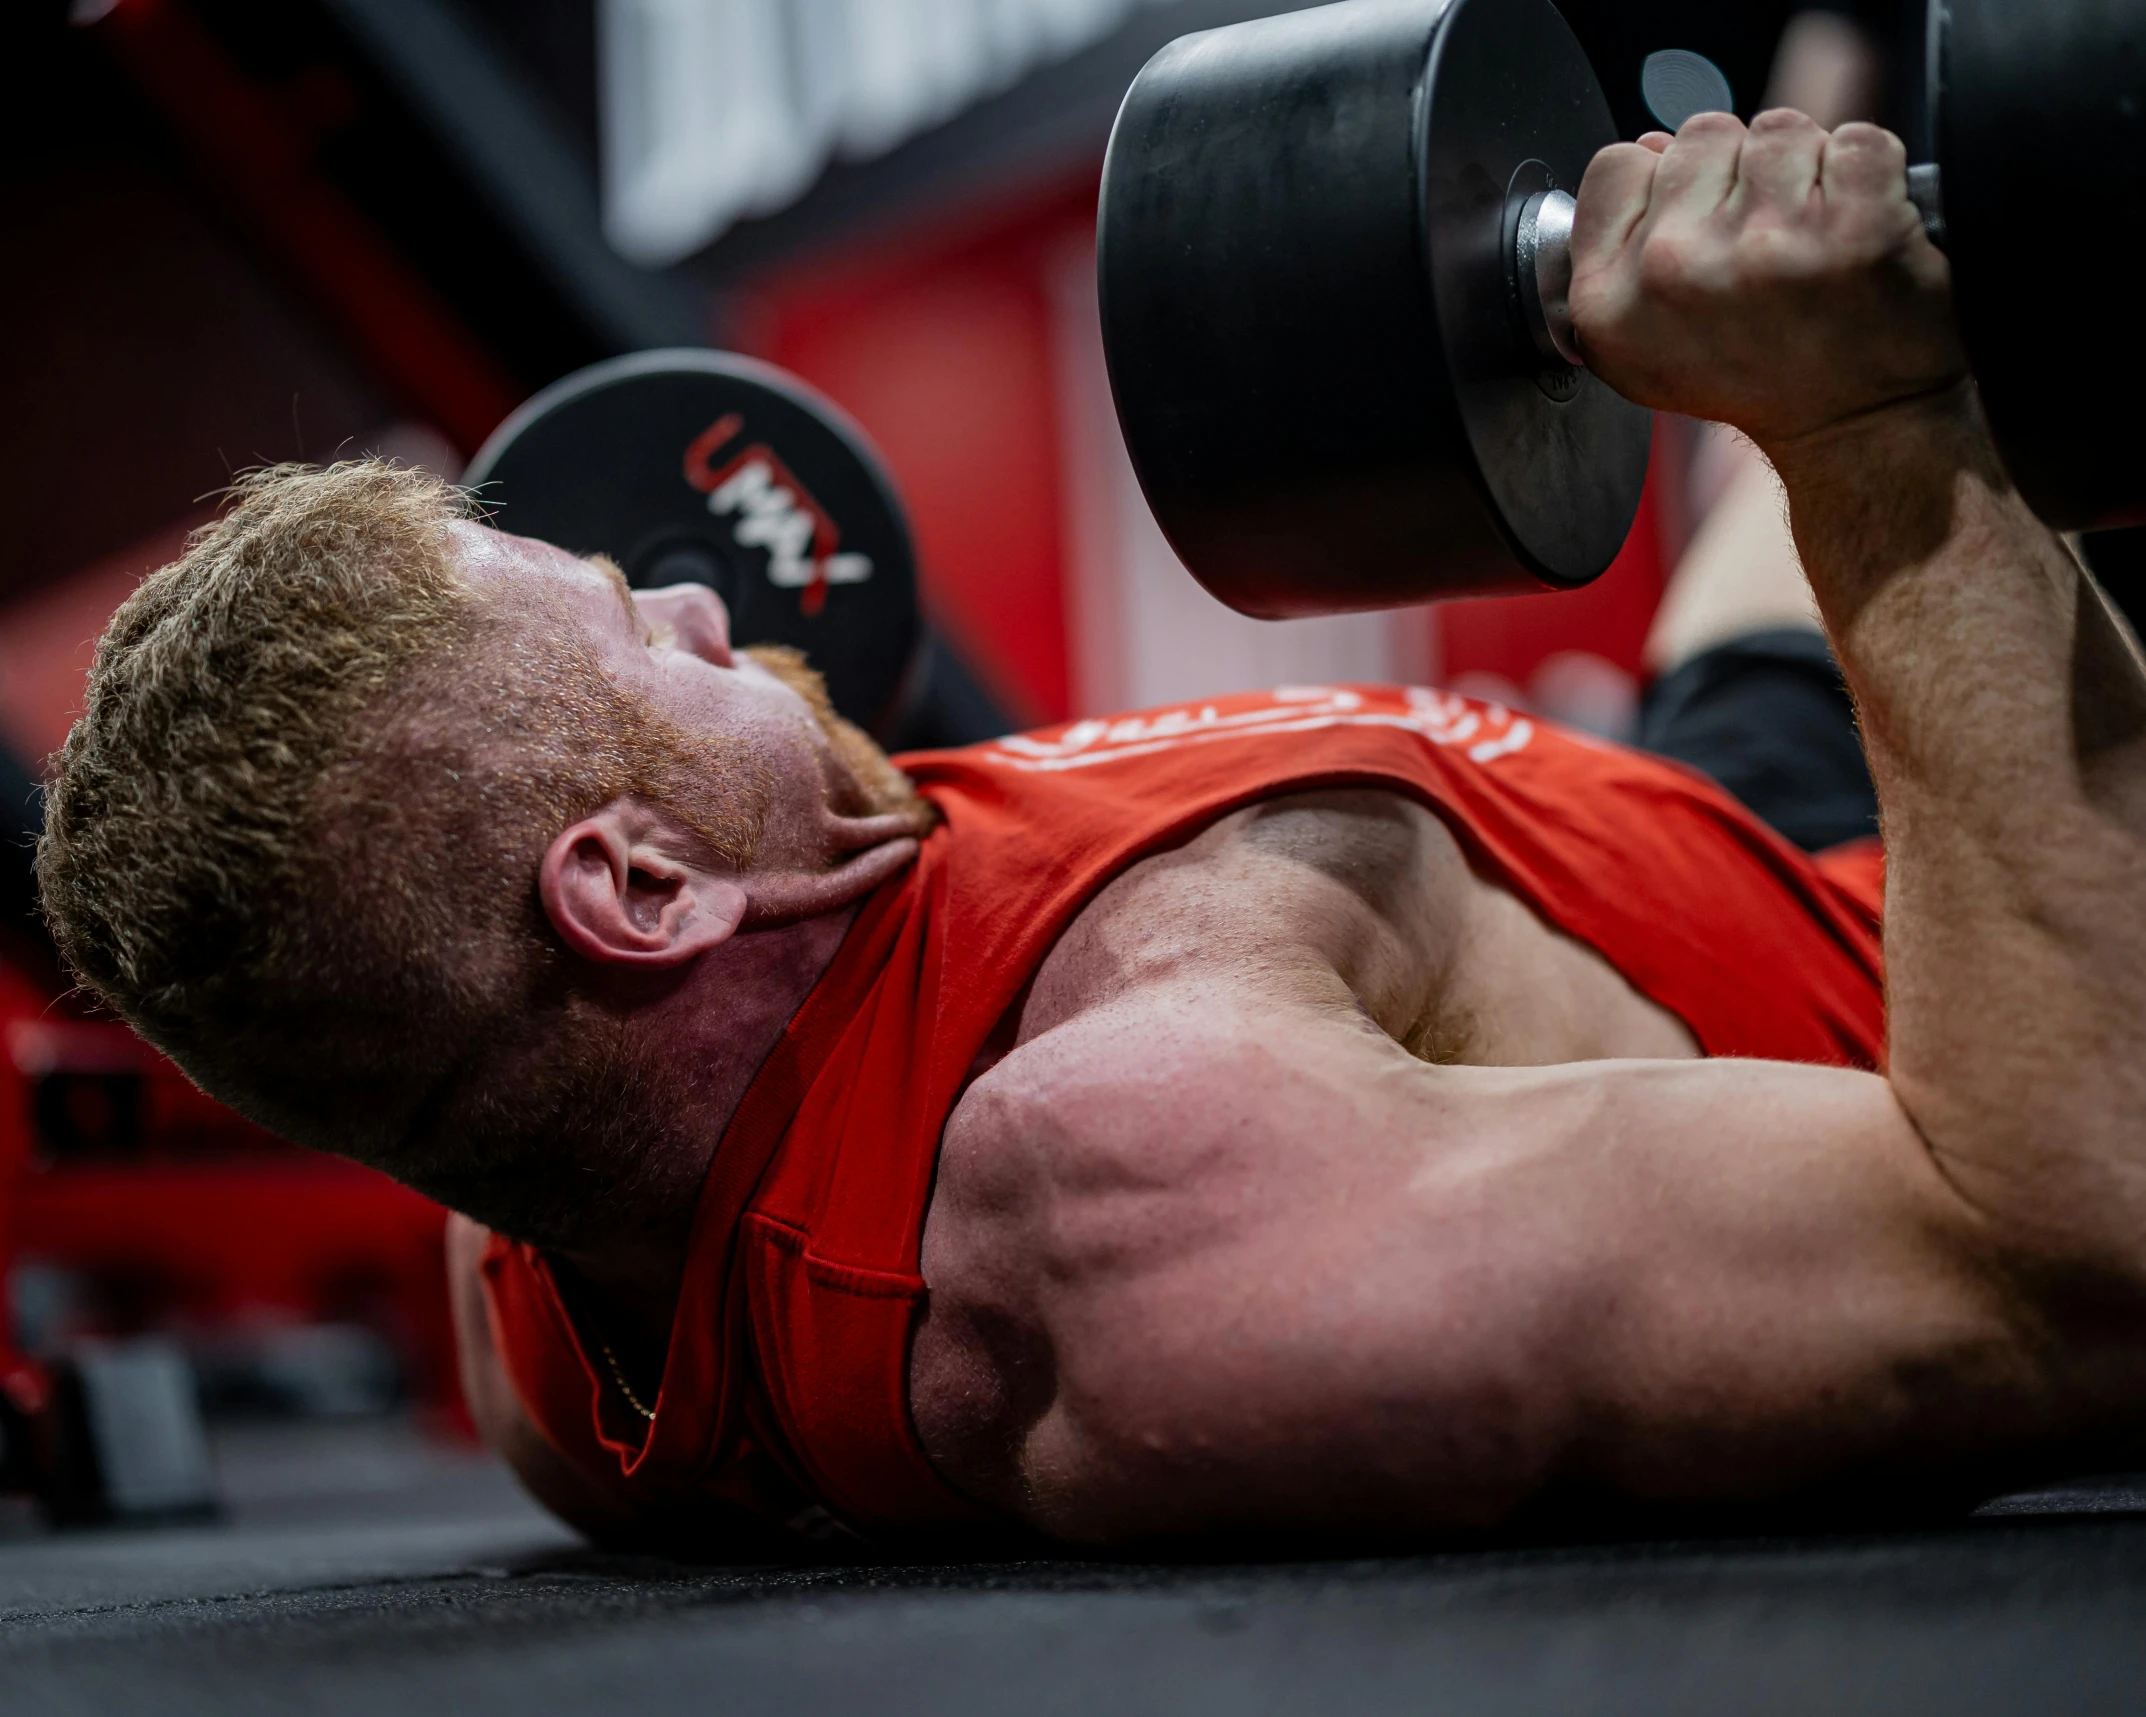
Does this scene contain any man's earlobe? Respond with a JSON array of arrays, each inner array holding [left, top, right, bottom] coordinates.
[[538, 802, 749, 968]]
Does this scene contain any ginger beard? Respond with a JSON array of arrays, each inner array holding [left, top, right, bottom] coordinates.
[[738, 642, 937, 836]]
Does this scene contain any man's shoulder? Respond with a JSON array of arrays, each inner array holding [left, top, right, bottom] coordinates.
[[915, 985, 1336, 1512], [935, 978, 1343, 1247]]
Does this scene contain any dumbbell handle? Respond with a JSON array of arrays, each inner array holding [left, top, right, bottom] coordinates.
[[1517, 161, 1948, 369]]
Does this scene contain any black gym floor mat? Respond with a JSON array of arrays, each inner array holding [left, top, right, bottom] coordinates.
[[6, 1420, 2145, 1716]]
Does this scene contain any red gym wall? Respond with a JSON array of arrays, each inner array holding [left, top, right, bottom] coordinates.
[[731, 182, 1098, 727]]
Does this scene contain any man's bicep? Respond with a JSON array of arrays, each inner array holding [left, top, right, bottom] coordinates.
[[1013, 1022, 2027, 1543]]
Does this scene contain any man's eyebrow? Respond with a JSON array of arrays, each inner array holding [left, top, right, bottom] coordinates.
[[584, 553, 645, 635]]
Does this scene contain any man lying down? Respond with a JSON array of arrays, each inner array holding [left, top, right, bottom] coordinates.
[[37, 113, 2146, 1549]]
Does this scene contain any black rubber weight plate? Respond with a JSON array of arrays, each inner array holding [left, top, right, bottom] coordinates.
[[464, 350, 921, 735], [1937, 0, 2146, 529], [1099, 0, 1647, 616], [1426, 0, 1651, 587]]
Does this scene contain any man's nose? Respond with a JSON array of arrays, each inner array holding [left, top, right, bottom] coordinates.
[[635, 583, 736, 667]]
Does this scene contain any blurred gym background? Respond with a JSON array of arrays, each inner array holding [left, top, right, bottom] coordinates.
[[0, 0, 1914, 1529]]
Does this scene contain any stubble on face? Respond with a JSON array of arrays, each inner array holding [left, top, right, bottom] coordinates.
[[741, 644, 938, 836]]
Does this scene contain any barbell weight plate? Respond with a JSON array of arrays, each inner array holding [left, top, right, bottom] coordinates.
[[464, 350, 922, 736], [1935, 0, 2146, 531], [1099, 0, 1649, 620]]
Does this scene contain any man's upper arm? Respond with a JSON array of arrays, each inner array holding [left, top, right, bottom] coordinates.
[[957, 995, 2039, 1544]]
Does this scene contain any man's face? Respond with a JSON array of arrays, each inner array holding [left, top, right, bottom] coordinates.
[[447, 520, 923, 873]]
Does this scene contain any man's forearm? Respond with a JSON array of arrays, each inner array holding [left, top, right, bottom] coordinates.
[[1767, 387, 2109, 841], [1766, 388, 2146, 1265]]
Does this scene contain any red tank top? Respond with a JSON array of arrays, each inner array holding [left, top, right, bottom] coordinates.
[[481, 685, 1886, 1540]]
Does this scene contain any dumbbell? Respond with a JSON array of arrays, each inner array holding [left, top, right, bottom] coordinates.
[[465, 351, 923, 738], [1099, 0, 2146, 619]]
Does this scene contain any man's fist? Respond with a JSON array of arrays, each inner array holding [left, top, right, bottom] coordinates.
[[1568, 110, 1966, 451]]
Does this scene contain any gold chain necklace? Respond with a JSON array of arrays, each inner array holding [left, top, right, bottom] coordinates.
[[598, 1336, 657, 1423]]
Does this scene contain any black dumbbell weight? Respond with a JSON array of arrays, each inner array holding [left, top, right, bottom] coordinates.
[[1100, 0, 1651, 618], [1102, 0, 2146, 623], [1926, 0, 2146, 531]]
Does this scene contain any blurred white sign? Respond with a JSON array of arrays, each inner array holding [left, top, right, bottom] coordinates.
[[601, 0, 1180, 265], [1046, 238, 1433, 715]]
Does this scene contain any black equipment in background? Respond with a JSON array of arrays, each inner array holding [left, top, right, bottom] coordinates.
[[466, 350, 925, 740]]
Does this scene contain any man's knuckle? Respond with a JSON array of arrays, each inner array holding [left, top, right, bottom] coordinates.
[[1591, 140, 1651, 173], [1680, 110, 1745, 140], [1829, 123, 1908, 174], [1637, 228, 1726, 301], [1749, 106, 1819, 135], [1735, 224, 1799, 276], [1635, 233, 1688, 295], [1832, 120, 1898, 150]]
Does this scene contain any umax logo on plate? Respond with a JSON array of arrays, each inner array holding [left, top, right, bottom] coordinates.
[[682, 413, 873, 616]]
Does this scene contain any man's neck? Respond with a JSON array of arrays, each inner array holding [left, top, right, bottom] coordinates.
[[551, 902, 863, 1344]]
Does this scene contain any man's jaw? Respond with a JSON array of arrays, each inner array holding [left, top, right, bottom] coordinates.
[[740, 644, 937, 835]]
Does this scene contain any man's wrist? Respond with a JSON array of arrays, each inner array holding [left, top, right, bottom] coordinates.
[[1753, 381, 2014, 630], [1756, 381, 1992, 502]]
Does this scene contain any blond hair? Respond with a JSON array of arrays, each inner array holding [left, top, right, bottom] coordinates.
[[38, 461, 763, 1242]]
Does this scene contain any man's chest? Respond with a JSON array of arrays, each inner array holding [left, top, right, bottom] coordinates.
[[978, 786, 1696, 1075], [907, 788, 1699, 1498]]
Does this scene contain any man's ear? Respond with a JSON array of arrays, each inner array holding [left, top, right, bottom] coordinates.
[[538, 799, 749, 968]]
